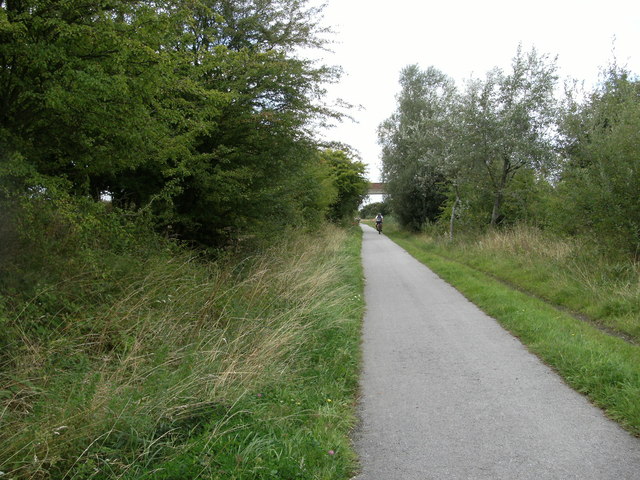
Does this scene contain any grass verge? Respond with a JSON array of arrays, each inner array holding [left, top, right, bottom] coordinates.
[[395, 225, 640, 343], [0, 225, 364, 479], [385, 226, 640, 437]]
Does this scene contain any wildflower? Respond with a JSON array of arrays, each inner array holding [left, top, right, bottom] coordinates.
[[328, 450, 335, 456]]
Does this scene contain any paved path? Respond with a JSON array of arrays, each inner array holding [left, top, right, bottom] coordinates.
[[354, 224, 640, 479]]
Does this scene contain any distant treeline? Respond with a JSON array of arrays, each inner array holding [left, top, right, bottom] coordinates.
[[380, 46, 640, 256], [0, 0, 367, 247]]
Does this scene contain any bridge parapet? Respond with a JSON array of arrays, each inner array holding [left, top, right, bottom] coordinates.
[[368, 182, 386, 195]]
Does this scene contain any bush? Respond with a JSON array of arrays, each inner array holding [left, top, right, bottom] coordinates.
[[359, 200, 391, 219]]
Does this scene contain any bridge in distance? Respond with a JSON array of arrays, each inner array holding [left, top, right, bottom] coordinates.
[[363, 182, 387, 206]]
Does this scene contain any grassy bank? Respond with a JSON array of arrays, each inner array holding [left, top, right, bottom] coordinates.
[[1, 221, 364, 479], [385, 223, 640, 436]]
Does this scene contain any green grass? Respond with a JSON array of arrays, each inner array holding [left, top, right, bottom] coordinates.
[[0, 225, 364, 479], [389, 224, 640, 343], [385, 224, 640, 436]]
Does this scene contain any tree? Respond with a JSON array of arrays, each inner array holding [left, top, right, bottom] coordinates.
[[0, 0, 187, 197], [139, 0, 342, 245], [1, 0, 344, 246], [458, 46, 558, 226], [378, 65, 456, 230], [320, 149, 368, 221], [360, 200, 390, 219], [557, 66, 640, 255]]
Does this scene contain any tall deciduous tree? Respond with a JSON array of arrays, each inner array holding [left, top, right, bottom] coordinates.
[[0, 0, 186, 196], [154, 0, 340, 244], [460, 46, 558, 226], [557, 67, 640, 255], [1, 0, 344, 246], [378, 65, 456, 231], [320, 149, 368, 221]]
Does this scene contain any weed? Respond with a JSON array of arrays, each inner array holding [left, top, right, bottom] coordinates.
[[0, 224, 364, 479]]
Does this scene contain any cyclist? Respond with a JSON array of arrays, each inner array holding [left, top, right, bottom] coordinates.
[[375, 213, 383, 233]]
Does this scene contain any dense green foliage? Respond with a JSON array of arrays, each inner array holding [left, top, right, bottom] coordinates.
[[359, 200, 390, 219], [378, 65, 454, 230], [320, 149, 368, 221], [555, 68, 640, 254], [1, 0, 365, 246], [380, 47, 640, 256]]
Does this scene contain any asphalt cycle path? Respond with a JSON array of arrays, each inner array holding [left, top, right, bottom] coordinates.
[[354, 224, 640, 479]]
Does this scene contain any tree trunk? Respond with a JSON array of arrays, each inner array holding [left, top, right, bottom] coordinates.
[[449, 192, 459, 242], [490, 156, 510, 227], [490, 191, 502, 226]]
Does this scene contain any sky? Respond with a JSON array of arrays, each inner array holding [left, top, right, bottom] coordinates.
[[308, 0, 640, 181]]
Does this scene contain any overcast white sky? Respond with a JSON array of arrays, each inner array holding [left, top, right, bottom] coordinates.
[[309, 0, 640, 181]]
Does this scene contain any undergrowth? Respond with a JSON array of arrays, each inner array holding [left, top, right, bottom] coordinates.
[[0, 197, 364, 479]]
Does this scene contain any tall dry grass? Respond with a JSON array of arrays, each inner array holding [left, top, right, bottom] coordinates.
[[421, 223, 640, 341], [473, 224, 576, 262], [1, 226, 355, 478]]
